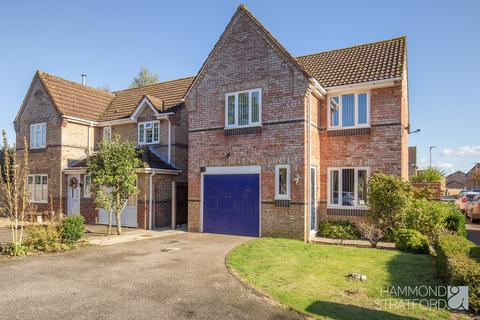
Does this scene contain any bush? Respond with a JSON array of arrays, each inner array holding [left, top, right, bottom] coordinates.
[[0, 243, 29, 256], [367, 173, 412, 232], [25, 224, 69, 252], [357, 222, 384, 248], [394, 229, 430, 254], [444, 210, 467, 237], [436, 235, 480, 313], [317, 220, 360, 241], [411, 168, 444, 183], [62, 215, 85, 243]]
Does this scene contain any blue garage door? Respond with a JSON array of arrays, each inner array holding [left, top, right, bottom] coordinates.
[[203, 174, 259, 237]]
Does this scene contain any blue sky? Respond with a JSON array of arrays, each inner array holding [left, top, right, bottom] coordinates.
[[1, 0, 479, 174]]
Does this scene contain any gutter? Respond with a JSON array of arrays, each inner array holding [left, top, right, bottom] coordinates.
[[325, 77, 401, 93], [309, 78, 327, 97]]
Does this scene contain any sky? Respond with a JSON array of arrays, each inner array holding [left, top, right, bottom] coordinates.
[[0, 0, 479, 174]]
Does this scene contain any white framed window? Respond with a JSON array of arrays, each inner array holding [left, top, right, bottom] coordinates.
[[225, 88, 261, 128], [328, 92, 370, 129], [327, 167, 370, 208], [275, 164, 290, 200], [103, 127, 112, 141], [30, 122, 46, 149], [27, 174, 48, 203], [84, 175, 91, 198], [138, 121, 159, 144]]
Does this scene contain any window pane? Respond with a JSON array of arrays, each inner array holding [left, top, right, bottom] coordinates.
[[251, 91, 260, 123], [330, 97, 339, 126], [357, 170, 367, 205], [35, 175, 41, 184], [342, 94, 355, 127], [42, 183, 48, 202], [238, 92, 249, 125], [35, 125, 42, 147], [342, 169, 354, 206], [227, 95, 235, 125], [30, 126, 34, 148], [358, 94, 367, 125], [330, 170, 339, 205], [146, 128, 153, 143], [42, 123, 46, 147], [139, 124, 144, 143], [42, 176, 47, 184], [278, 167, 287, 195], [153, 122, 159, 142]]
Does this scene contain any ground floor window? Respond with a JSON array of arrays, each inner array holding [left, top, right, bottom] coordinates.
[[275, 164, 290, 200], [27, 174, 48, 203], [328, 167, 369, 207]]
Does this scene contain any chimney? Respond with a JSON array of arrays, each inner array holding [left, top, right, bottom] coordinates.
[[81, 74, 87, 86]]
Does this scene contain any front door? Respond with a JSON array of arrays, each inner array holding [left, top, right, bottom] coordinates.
[[67, 174, 81, 215], [310, 167, 317, 232]]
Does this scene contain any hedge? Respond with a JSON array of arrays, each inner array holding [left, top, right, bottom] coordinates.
[[436, 235, 480, 313], [317, 220, 360, 240]]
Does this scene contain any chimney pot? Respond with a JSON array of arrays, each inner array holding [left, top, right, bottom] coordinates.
[[81, 74, 87, 86]]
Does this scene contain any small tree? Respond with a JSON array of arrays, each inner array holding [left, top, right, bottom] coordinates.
[[86, 136, 140, 235], [129, 66, 159, 88], [0, 131, 31, 255]]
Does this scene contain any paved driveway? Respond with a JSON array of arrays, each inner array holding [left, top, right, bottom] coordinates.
[[0, 233, 301, 320], [467, 223, 480, 246]]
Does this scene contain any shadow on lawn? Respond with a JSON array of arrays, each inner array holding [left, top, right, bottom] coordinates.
[[306, 301, 416, 320]]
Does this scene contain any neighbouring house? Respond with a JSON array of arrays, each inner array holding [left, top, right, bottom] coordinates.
[[466, 163, 480, 189], [408, 146, 417, 178], [185, 6, 409, 240], [13, 5, 409, 240], [14, 71, 192, 229], [446, 170, 467, 191]]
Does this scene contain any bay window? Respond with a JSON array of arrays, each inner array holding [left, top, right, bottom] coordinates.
[[275, 164, 290, 200], [27, 174, 48, 203], [138, 121, 159, 144], [30, 122, 46, 149], [328, 93, 369, 129], [225, 89, 261, 128], [328, 167, 369, 207]]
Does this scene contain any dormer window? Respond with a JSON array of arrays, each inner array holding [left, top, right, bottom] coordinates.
[[138, 121, 159, 144], [225, 89, 261, 128], [328, 93, 369, 129]]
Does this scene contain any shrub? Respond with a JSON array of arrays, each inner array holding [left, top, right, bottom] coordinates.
[[0, 243, 29, 256], [357, 222, 385, 248], [436, 235, 480, 313], [317, 220, 360, 242], [62, 215, 85, 243], [443, 210, 467, 237], [25, 224, 68, 252], [394, 229, 430, 254], [367, 173, 412, 232], [411, 168, 444, 183]]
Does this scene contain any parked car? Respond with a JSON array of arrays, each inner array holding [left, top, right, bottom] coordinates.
[[466, 194, 480, 222], [455, 192, 480, 212]]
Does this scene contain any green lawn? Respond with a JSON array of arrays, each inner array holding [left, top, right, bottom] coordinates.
[[227, 238, 468, 320]]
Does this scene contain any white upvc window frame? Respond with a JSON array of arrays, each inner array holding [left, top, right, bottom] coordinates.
[[225, 88, 262, 129], [275, 164, 291, 200], [30, 122, 46, 149], [138, 120, 160, 145], [327, 91, 370, 130], [103, 127, 112, 141], [84, 175, 91, 198], [27, 174, 48, 203], [327, 167, 370, 209]]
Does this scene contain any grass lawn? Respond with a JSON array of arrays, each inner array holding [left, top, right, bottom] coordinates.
[[227, 238, 469, 320]]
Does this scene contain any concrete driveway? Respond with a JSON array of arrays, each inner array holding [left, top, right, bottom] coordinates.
[[0, 233, 301, 320]]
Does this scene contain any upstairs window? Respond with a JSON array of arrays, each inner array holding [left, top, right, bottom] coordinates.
[[275, 164, 290, 200], [138, 121, 159, 144], [328, 167, 369, 208], [27, 174, 48, 203], [225, 89, 261, 128], [329, 93, 369, 129], [103, 127, 112, 141], [30, 122, 46, 149]]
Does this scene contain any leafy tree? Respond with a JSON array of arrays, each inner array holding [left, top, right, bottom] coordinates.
[[411, 167, 445, 183], [129, 66, 159, 88], [0, 131, 31, 255], [86, 136, 140, 235]]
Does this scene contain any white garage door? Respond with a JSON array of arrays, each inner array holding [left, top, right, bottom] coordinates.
[[98, 193, 137, 228]]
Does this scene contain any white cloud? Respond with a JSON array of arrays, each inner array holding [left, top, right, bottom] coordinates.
[[440, 146, 480, 157]]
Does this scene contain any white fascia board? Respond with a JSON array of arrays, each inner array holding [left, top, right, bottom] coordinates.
[[326, 77, 402, 94], [309, 78, 326, 97]]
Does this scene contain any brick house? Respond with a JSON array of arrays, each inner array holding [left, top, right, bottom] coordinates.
[[186, 6, 409, 240], [13, 5, 409, 240], [14, 71, 192, 229]]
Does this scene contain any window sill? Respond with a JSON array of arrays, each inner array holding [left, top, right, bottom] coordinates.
[[224, 126, 262, 136], [137, 142, 159, 146], [327, 205, 368, 210]]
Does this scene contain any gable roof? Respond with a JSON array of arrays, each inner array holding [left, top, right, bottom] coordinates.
[[296, 37, 406, 87], [37, 71, 115, 121], [100, 76, 195, 121]]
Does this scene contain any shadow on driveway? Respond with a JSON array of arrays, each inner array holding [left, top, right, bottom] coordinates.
[[467, 223, 480, 246]]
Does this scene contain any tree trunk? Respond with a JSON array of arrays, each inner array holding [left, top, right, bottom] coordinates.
[[108, 209, 113, 236], [116, 211, 122, 235]]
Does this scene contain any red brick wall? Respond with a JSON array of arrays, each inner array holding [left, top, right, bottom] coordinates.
[[186, 9, 310, 239]]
